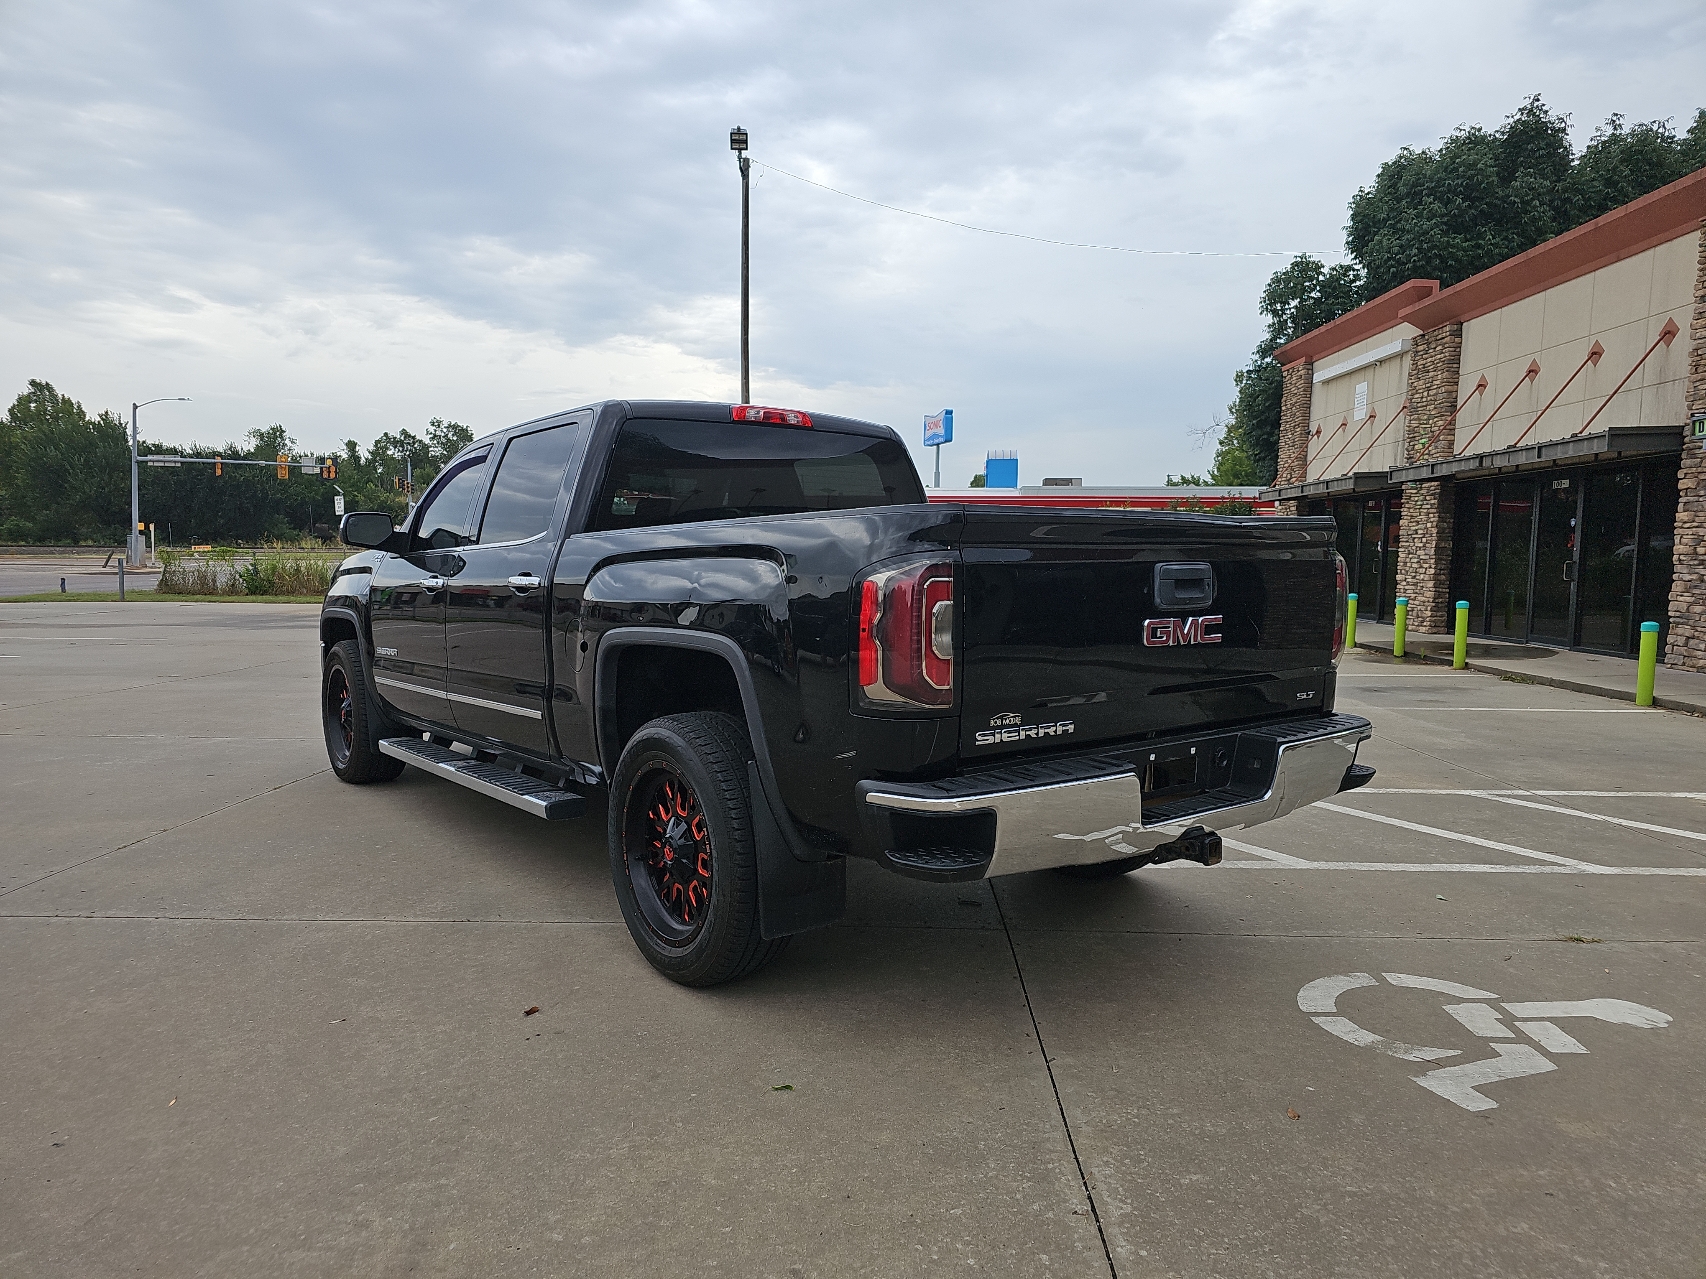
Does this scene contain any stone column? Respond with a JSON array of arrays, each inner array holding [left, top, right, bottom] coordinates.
[[1394, 322, 1463, 634], [1666, 222, 1706, 671], [1273, 358, 1312, 516]]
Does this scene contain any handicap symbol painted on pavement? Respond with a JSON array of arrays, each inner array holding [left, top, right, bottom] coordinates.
[[1297, 972, 1672, 1112]]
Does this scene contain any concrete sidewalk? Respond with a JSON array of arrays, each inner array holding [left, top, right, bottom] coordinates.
[[1352, 619, 1706, 715]]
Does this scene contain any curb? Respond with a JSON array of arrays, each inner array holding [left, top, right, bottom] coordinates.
[[1351, 640, 1706, 717]]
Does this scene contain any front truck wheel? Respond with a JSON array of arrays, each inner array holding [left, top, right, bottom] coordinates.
[[322, 639, 405, 784], [608, 712, 789, 987]]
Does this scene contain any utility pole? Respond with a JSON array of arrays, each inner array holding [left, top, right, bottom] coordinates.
[[130, 397, 190, 566], [730, 126, 750, 403]]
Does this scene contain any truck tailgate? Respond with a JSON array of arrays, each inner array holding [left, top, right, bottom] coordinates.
[[956, 509, 1339, 759]]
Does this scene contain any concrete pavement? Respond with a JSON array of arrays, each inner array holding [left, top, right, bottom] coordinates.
[[2, 604, 1702, 1277]]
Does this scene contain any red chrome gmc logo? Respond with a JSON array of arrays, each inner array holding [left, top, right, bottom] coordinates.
[[1144, 615, 1223, 647]]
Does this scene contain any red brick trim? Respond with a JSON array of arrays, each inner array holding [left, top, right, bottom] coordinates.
[[1274, 279, 1438, 366]]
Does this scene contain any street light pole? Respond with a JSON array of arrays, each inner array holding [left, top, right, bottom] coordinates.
[[130, 397, 190, 567], [730, 126, 750, 403]]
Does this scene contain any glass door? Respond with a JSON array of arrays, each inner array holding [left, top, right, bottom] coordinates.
[[1381, 492, 1402, 622], [1488, 480, 1534, 639], [1357, 499, 1383, 617], [1576, 470, 1639, 652], [1530, 477, 1578, 644]]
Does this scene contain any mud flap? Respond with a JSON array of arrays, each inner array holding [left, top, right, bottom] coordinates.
[[750, 763, 846, 939]]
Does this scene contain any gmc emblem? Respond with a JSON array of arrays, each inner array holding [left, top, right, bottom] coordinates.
[[1143, 614, 1223, 647]]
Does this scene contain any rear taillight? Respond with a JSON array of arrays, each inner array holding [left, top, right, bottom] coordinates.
[[1331, 553, 1348, 663], [856, 559, 955, 710], [732, 405, 813, 428]]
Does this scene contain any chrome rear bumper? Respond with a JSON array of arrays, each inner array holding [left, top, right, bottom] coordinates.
[[859, 714, 1371, 877]]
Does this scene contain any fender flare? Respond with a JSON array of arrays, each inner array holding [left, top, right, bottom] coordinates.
[[594, 627, 810, 859], [319, 605, 386, 712], [595, 627, 843, 939]]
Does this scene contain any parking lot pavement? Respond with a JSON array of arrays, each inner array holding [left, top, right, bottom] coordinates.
[[2, 609, 1702, 1277]]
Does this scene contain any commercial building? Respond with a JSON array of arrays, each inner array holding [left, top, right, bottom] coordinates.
[[1263, 168, 1706, 670], [929, 485, 1274, 512]]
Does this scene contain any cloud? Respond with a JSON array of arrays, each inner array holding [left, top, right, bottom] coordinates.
[[1, 0, 1701, 482]]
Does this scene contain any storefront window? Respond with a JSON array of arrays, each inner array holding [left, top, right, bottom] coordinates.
[[1452, 483, 1493, 629], [1489, 480, 1534, 639]]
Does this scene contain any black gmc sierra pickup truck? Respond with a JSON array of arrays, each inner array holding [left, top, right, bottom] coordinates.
[[321, 400, 1372, 985]]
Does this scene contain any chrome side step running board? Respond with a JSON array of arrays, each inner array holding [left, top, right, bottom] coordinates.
[[379, 737, 587, 820]]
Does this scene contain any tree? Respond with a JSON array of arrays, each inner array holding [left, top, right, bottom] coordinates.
[[1570, 112, 1703, 222], [0, 384, 481, 544], [1227, 256, 1364, 484], [0, 381, 129, 543]]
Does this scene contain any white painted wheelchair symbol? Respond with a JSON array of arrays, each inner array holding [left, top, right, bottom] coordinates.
[[1298, 972, 1671, 1112]]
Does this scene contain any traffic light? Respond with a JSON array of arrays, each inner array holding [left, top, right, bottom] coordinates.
[[393, 476, 403, 491], [276, 454, 289, 479], [215, 456, 223, 477], [320, 460, 337, 480]]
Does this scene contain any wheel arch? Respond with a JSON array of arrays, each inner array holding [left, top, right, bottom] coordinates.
[[596, 628, 811, 863]]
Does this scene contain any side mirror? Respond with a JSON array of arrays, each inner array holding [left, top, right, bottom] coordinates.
[[340, 512, 399, 549]]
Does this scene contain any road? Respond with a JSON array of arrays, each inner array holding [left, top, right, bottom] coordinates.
[[0, 556, 158, 597], [1, 603, 1701, 1277]]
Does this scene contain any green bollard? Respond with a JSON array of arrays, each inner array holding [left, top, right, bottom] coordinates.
[[1346, 593, 1358, 650], [1454, 600, 1469, 669], [1636, 621, 1659, 707], [1393, 597, 1408, 658]]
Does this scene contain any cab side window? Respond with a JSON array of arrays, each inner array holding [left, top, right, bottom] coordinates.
[[412, 449, 490, 550], [477, 423, 581, 545]]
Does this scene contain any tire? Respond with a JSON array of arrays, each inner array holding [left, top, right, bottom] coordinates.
[[322, 639, 405, 784], [1053, 855, 1147, 881], [607, 712, 789, 987]]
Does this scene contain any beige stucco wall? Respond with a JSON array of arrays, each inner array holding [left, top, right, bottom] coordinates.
[[1305, 323, 1416, 480], [1454, 228, 1699, 454]]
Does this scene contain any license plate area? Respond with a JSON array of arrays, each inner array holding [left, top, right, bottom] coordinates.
[[1140, 744, 1203, 802]]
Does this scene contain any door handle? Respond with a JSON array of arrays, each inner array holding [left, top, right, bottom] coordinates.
[[419, 575, 447, 592], [508, 574, 541, 592]]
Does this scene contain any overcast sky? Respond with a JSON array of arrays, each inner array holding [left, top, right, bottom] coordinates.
[[2, 1, 1702, 485]]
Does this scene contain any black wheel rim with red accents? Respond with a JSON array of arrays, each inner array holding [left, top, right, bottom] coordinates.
[[325, 665, 354, 766], [623, 763, 713, 944]]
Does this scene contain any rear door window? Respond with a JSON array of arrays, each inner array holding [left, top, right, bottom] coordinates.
[[593, 419, 923, 531], [477, 423, 581, 545]]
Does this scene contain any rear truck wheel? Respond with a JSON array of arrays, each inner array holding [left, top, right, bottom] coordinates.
[[608, 712, 789, 987], [1052, 855, 1148, 881], [322, 639, 405, 784]]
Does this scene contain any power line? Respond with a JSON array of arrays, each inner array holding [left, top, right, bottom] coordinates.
[[749, 158, 1336, 259]]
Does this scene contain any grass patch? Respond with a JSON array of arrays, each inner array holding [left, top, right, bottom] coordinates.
[[0, 592, 323, 604], [159, 551, 336, 596]]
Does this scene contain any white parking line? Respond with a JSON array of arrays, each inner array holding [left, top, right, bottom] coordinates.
[[1221, 838, 1313, 866], [1446, 792, 1706, 843], [1314, 802, 1604, 869], [1365, 790, 1706, 798], [1219, 860, 1706, 875]]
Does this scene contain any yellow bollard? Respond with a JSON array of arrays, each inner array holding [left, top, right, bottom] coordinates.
[[1454, 600, 1469, 669], [1393, 597, 1408, 658], [1636, 621, 1659, 707], [1346, 593, 1358, 650]]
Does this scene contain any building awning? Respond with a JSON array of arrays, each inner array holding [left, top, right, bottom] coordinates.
[[1387, 425, 1682, 484], [1260, 472, 1392, 502]]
